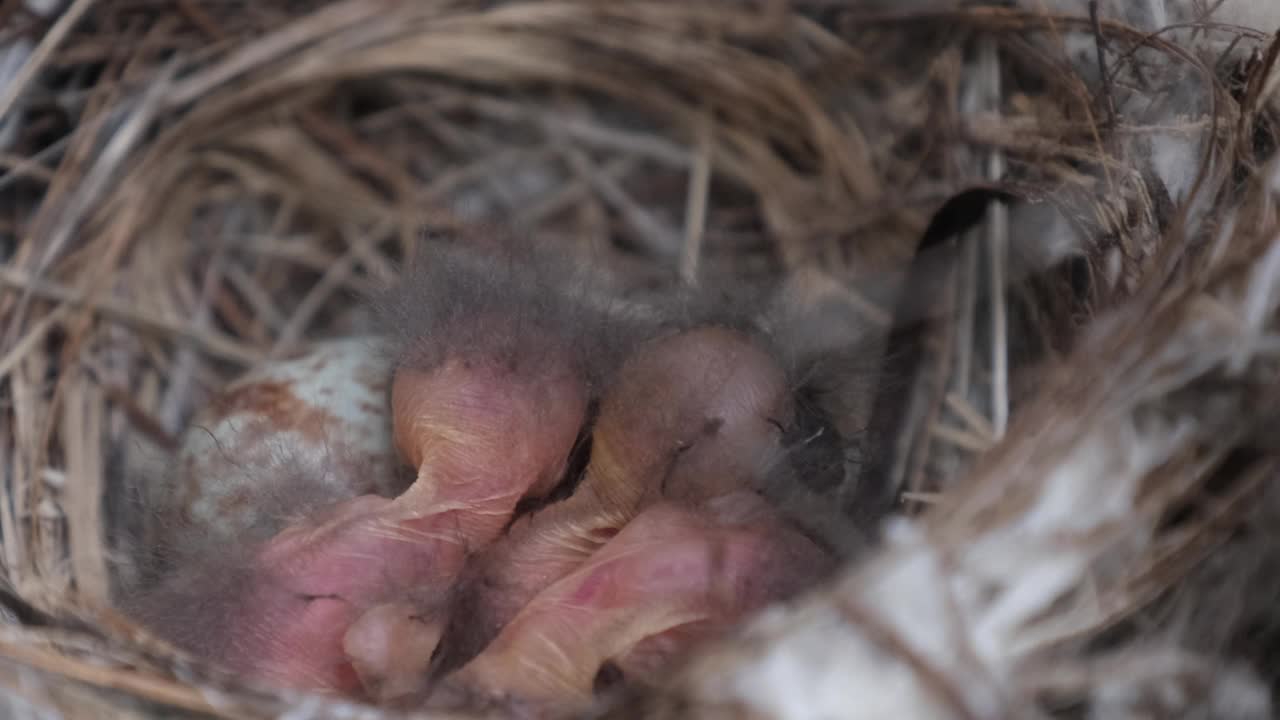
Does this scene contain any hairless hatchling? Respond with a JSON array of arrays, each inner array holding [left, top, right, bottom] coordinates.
[[120, 241, 853, 717]]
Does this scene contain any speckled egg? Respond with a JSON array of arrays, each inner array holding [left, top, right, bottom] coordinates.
[[164, 337, 410, 556]]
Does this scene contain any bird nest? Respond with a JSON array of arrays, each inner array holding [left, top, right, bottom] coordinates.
[[1, 1, 1279, 718]]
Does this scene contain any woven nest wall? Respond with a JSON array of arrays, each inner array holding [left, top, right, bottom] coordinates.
[[1, 1, 1280, 718]]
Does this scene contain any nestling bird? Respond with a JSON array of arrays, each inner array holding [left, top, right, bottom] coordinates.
[[119, 240, 855, 716]]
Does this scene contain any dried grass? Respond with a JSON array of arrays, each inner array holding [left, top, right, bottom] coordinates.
[[0, 0, 1278, 718]]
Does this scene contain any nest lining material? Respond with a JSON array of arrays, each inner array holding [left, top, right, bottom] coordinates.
[[0, 0, 1279, 718]]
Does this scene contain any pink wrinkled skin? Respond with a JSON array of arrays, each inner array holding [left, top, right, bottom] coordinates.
[[136, 322, 834, 715]]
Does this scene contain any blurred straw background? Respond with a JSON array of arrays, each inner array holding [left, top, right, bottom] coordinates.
[[1, 0, 1279, 717]]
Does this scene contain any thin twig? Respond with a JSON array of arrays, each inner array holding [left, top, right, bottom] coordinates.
[[0, 305, 64, 384], [1088, 1, 1118, 130], [0, 0, 96, 122], [930, 423, 992, 453], [979, 38, 1010, 440], [679, 106, 714, 285], [0, 268, 262, 366]]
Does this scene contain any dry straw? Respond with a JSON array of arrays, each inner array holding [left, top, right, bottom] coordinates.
[[0, 0, 1278, 718]]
